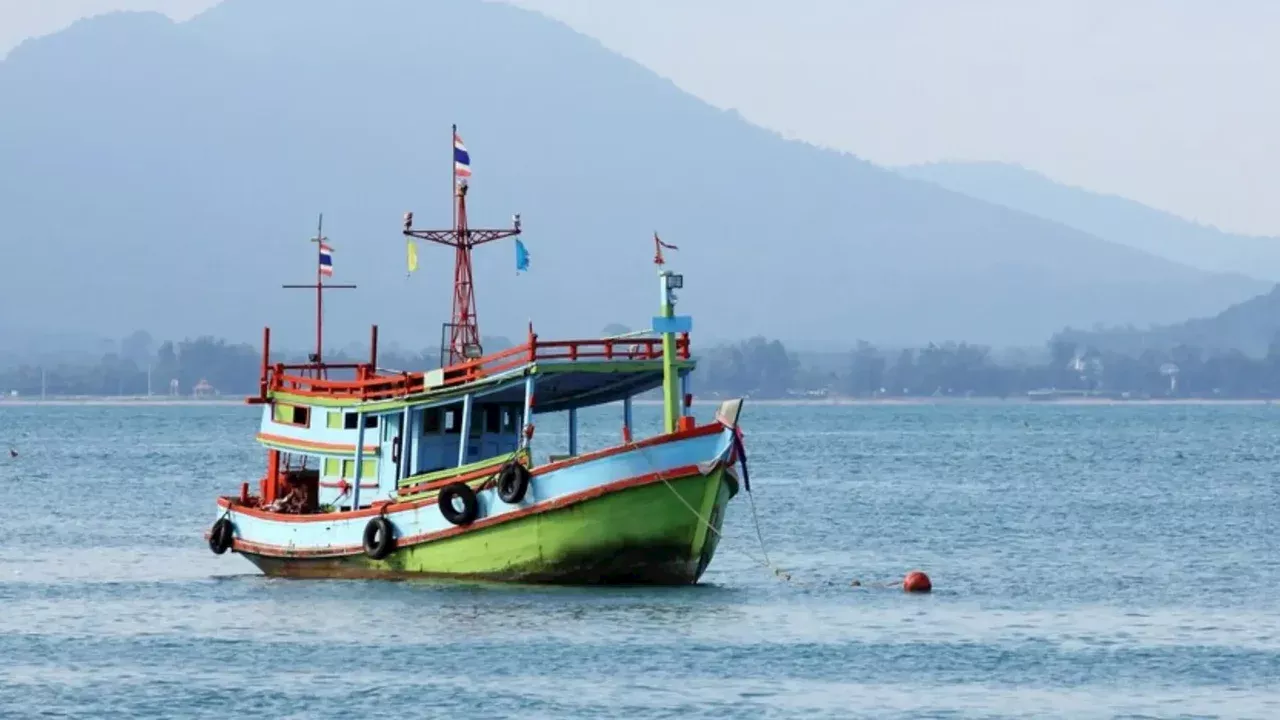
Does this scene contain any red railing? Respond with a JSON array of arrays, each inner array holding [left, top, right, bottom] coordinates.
[[248, 327, 691, 404]]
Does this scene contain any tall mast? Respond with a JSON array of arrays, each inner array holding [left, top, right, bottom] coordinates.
[[315, 214, 324, 362], [451, 123, 458, 236], [283, 214, 355, 371], [403, 125, 521, 367]]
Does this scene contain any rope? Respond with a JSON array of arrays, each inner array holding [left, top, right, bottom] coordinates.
[[633, 435, 796, 583], [744, 489, 785, 578], [631, 428, 920, 591], [730, 429, 781, 576], [848, 579, 906, 589]]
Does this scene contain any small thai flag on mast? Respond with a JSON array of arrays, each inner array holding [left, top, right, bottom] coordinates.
[[319, 242, 334, 277], [654, 232, 678, 266], [453, 132, 471, 182]]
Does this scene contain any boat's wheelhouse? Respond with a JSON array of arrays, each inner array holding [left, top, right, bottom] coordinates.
[[243, 328, 696, 515]]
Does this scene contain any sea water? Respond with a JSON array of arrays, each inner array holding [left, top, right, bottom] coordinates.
[[0, 402, 1277, 719]]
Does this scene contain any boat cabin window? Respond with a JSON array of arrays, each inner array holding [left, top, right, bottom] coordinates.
[[484, 405, 502, 434], [343, 413, 378, 430], [443, 407, 462, 434], [342, 458, 378, 478], [322, 458, 376, 476], [324, 457, 377, 478], [423, 408, 442, 434], [503, 406, 520, 433], [273, 403, 310, 427]]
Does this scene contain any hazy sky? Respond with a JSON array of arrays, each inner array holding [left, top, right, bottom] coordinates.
[[5, 0, 1280, 236]]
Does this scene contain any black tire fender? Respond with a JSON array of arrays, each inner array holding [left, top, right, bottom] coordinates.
[[208, 517, 234, 555], [362, 516, 395, 560], [438, 482, 479, 526], [497, 463, 531, 504]]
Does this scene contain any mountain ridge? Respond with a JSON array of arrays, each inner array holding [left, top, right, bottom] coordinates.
[[1054, 283, 1280, 359], [896, 160, 1280, 281], [0, 1, 1267, 351]]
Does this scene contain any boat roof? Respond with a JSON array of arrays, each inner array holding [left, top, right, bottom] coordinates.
[[255, 334, 693, 415]]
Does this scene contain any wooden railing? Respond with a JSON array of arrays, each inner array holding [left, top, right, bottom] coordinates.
[[250, 329, 690, 403]]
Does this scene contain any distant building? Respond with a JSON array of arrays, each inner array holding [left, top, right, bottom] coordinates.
[[193, 379, 216, 398]]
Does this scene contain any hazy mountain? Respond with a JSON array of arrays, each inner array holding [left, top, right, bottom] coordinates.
[[1054, 284, 1280, 358], [0, 0, 1267, 352], [896, 161, 1280, 281], [0, 327, 117, 367]]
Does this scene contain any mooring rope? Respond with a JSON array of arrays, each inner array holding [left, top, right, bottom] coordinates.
[[634, 431, 921, 591], [634, 436, 797, 583]]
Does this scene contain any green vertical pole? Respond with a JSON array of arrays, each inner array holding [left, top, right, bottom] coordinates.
[[660, 272, 679, 433]]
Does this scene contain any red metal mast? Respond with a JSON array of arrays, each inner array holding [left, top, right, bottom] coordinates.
[[402, 125, 521, 367]]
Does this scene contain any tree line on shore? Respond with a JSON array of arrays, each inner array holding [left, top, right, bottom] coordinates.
[[6, 329, 1280, 400], [698, 336, 1280, 399], [0, 331, 486, 399]]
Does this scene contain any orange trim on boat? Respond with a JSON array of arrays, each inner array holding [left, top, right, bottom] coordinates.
[[224, 422, 728, 522], [255, 432, 380, 454], [228, 462, 714, 558], [397, 463, 511, 497], [250, 335, 692, 403], [395, 423, 722, 496], [534, 422, 723, 474], [222, 481, 475, 522]]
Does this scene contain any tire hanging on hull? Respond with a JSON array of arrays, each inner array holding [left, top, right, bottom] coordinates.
[[497, 463, 531, 504], [362, 516, 396, 559], [439, 482, 479, 525], [208, 517, 234, 555]]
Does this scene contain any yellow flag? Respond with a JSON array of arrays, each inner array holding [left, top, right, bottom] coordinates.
[[406, 239, 418, 273]]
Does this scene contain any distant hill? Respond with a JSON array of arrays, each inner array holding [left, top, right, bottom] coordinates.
[[896, 161, 1280, 281], [1054, 284, 1280, 358], [0, 327, 116, 366], [0, 1, 1267, 351]]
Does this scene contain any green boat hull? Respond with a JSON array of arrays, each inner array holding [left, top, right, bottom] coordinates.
[[243, 467, 736, 584]]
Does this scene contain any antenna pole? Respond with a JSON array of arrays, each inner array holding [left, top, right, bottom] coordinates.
[[315, 213, 324, 362], [451, 123, 458, 234], [284, 214, 355, 371]]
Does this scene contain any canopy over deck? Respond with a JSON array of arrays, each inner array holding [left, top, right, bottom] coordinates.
[[250, 329, 693, 414]]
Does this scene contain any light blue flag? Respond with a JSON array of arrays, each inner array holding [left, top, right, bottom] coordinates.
[[515, 238, 530, 273]]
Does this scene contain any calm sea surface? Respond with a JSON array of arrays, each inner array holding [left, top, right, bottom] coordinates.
[[0, 402, 1277, 719]]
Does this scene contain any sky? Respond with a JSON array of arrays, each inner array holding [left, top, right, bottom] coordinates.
[[4, 0, 1280, 236]]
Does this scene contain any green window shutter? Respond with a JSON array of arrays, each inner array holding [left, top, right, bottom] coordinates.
[[273, 403, 292, 423], [338, 458, 377, 478]]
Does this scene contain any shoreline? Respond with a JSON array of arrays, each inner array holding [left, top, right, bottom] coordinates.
[[686, 398, 1278, 407], [0, 397, 246, 407], [1, 396, 1274, 408]]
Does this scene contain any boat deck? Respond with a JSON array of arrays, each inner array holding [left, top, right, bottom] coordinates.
[[252, 332, 693, 413]]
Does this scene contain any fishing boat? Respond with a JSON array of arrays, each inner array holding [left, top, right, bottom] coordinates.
[[205, 128, 749, 584]]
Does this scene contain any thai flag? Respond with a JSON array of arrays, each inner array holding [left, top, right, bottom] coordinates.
[[319, 242, 334, 277], [453, 132, 471, 180]]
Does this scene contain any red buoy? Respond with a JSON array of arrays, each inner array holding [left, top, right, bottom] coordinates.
[[903, 570, 932, 593]]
